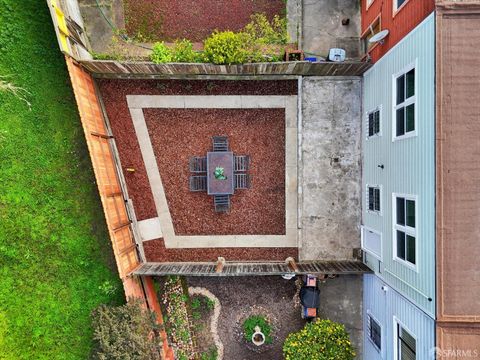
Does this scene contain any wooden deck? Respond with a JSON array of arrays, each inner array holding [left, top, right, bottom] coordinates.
[[80, 60, 372, 78], [133, 260, 371, 276]]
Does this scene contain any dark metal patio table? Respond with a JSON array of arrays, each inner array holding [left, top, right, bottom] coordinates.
[[207, 151, 234, 195]]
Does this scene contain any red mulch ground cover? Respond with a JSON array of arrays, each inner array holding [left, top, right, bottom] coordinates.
[[144, 238, 298, 262], [97, 79, 296, 223], [123, 0, 286, 42], [97, 79, 298, 260], [144, 107, 285, 235]]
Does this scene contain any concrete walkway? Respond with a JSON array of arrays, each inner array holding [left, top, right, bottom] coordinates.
[[299, 77, 362, 261], [301, 0, 361, 59], [78, 0, 150, 58], [127, 94, 298, 249]]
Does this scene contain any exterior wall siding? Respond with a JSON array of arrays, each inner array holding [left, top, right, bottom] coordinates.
[[435, 1, 480, 352], [361, 0, 435, 62], [362, 14, 435, 317], [363, 274, 435, 359]]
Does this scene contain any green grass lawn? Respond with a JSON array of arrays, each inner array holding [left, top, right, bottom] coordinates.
[[0, 1, 124, 359]]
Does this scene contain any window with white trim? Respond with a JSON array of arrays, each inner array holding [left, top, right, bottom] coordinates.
[[394, 196, 416, 266], [361, 17, 380, 53], [397, 323, 416, 360], [367, 0, 375, 7], [367, 186, 381, 213], [367, 108, 381, 137], [394, 67, 415, 138], [368, 314, 381, 351], [395, 0, 408, 11]]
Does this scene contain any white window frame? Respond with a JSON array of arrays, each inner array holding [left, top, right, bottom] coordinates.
[[366, 184, 382, 215], [392, 61, 417, 141], [366, 0, 375, 10], [361, 225, 383, 261], [393, 317, 417, 360], [367, 310, 383, 353], [366, 105, 382, 139], [392, 193, 418, 271], [393, 0, 410, 15]]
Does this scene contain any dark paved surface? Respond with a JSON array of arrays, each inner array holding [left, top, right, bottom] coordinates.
[[186, 274, 363, 359]]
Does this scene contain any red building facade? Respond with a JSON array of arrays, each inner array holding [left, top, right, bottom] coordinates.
[[361, 0, 435, 62]]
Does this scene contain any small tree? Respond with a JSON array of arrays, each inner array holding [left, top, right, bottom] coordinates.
[[91, 300, 162, 360], [283, 319, 355, 360]]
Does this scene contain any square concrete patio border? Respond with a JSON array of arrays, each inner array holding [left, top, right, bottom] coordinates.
[[127, 95, 298, 248]]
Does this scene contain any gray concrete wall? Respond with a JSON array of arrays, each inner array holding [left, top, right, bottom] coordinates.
[[287, 0, 302, 45], [302, 0, 361, 59], [78, 0, 125, 53], [319, 275, 363, 359], [299, 77, 362, 261]]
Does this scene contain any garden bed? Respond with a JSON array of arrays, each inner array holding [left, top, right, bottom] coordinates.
[[185, 276, 305, 360], [123, 0, 285, 42]]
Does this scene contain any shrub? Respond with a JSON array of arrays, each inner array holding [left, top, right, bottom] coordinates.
[[172, 39, 202, 63], [243, 13, 288, 45], [243, 315, 273, 344], [203, 31, 255, 64], [205, 297, 216, 311], [283, 319, 355, 360], [191, 297, 201, 310], [151, 41, 172, 63], [200, 347, 218, 360], [91, 301, 162, 360]]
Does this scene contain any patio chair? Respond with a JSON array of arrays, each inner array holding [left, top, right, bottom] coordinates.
[[234, 155, 250, 172], [234, 173, 250, 190], [189, 156, 207, 173], [189, 176, 207, 192], [212, 136, 229, 152], [214, 194, 230, 212]]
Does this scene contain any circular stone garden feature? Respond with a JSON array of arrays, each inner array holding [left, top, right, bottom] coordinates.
[[251, 326, 265, 346], [283, 319, 356, 360], [243, 315, 273, 346]]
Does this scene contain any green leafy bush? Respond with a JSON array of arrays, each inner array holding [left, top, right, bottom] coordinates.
[[91, 301, 161, 360], [191, 297, 201, 310], [172, 39, 202, 62], [205, 297, 216, 311], [151, 41, 172, 63], [200, 347, 218, 360], [243, 13, 288, 45], [203, 31, 250, 64], [243, 315, 273, 344], [283, 319, 355, 360]]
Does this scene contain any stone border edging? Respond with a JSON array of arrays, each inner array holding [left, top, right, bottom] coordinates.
[[127, 95, 298, 249], [188, 287, 224, 360]]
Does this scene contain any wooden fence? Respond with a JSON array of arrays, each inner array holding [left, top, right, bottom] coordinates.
[[65, 56, 174, 359], [66, 56, 139, 281], [80, 59, 372, 78]]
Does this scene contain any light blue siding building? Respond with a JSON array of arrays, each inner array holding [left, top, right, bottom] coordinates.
[[362, 13, 436, 359], [363, 274, 435, 359]]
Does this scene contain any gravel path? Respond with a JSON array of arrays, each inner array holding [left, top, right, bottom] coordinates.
[[188, 287, 224, 359], [186, 276, 305, 360]]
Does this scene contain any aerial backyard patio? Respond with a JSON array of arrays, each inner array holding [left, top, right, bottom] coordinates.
[[47, 1, 370, 359]]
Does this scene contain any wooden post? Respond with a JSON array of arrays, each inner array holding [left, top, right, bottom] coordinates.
[[216, 257, 225, 273], [285, 257, 298, 272]]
